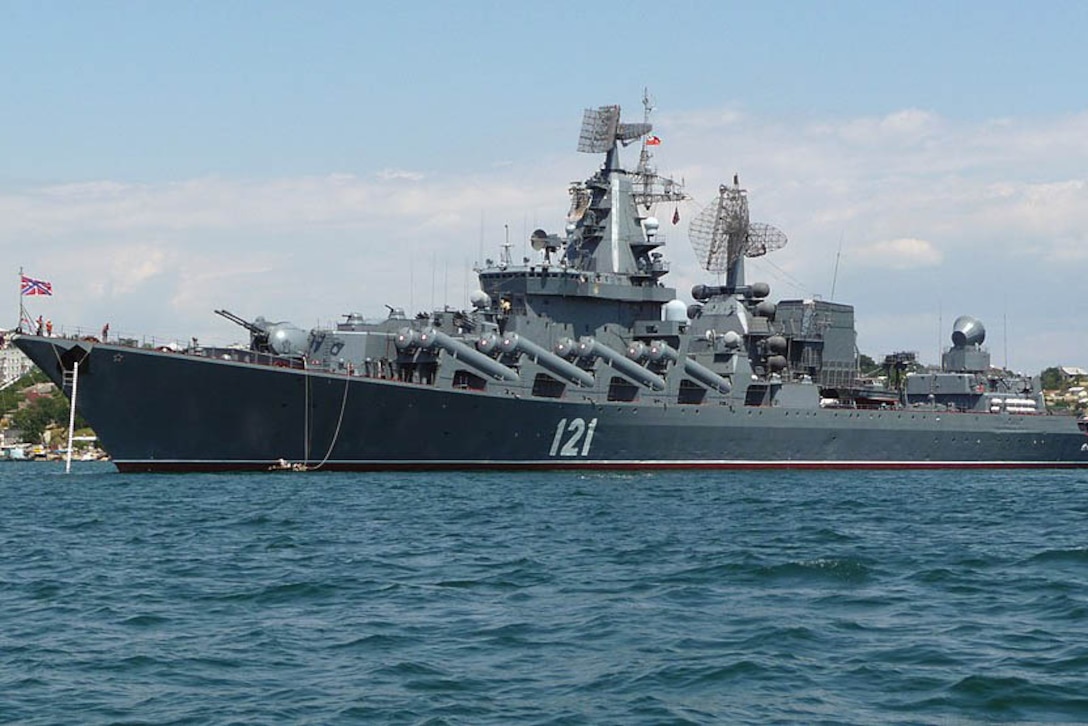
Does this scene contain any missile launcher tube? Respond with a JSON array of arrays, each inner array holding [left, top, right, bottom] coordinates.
[[400, 327, 520, 382], [577, 336, 666, 391], [499, 332, 595, 387], [651, 340, 732, 394]]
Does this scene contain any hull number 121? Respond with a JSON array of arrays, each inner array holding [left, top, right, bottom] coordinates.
[[549, 417, 599, 457]]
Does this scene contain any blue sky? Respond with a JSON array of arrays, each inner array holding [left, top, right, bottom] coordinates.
[[3, 0, 1087, 372]]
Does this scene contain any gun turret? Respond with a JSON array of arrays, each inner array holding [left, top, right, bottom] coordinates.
[[215, 309, 271, 352]]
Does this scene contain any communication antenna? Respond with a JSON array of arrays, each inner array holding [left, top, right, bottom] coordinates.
[[938, 303, 942, 366], [688, 175, 787, 281], [830, 230, 844, 300], [501, 224, 511, 268], [477, 211, 485, 269], [1003, 303, 1008, 371]]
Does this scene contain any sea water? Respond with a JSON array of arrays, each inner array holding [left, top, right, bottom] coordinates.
[[2, 462, 1087, 724]]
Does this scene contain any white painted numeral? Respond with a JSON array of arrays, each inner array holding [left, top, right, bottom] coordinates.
[[581, 418, 598, 456], [549, 418, 568, 456], [549, 417, 599, 457], [560, 418, 586, 456]]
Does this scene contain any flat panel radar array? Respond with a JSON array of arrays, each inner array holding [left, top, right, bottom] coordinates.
[[577, 106, 621, 154], [576, 104, 654, 155]]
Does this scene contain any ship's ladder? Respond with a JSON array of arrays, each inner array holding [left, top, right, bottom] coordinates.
[[63, 360, 80, 474]]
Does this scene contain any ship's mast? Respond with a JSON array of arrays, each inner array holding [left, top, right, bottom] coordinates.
[[631, 89, 687, 210]]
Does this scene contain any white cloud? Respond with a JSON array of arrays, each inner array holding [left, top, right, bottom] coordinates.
[[830, 108, 942, 146], [852, 237, 943, 270], [375, 168, 426, 182], [3, 105, 1088, 372]]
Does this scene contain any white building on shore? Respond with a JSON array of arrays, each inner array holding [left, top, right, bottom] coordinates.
[[0, 340, 35, 390]]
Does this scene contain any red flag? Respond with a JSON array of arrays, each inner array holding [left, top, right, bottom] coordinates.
[[672, 207, 680, 225], [646, 135, 662, 146]]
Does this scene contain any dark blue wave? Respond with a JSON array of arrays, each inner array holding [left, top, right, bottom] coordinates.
[[2, 463, 1088, 723]]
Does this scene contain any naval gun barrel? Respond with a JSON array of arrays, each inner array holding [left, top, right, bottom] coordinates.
[[498, 332, 595, 387], [215, 308, 274, 352], [215, 309, 266, 335], [577, 336, 666, 391], [650, 340, 732, 394], [397, 327, 520, 382]]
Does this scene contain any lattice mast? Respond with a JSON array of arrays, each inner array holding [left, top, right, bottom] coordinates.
[[631, 89, 688, 209]]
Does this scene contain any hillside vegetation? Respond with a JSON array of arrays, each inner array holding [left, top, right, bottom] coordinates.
[[1, 370, 90, 443]]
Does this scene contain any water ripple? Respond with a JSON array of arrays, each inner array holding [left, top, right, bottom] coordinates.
[[2, 464, 1088, 723]]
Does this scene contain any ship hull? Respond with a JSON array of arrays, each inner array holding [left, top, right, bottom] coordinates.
[[15, 335, 1088, 472]]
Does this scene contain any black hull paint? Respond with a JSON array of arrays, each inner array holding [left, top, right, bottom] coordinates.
[[15, 335, 1088, 472]]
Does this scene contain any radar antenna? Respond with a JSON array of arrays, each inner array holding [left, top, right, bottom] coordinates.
[[688, 175, 787, 279], [577, 105, 622, 154], [575, 102, 653, 154]]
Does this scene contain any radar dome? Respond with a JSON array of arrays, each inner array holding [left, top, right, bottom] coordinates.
[[951, 315, 986, 348], [663, 299, 687, 322], [749, 282, 771, 299], [721, 331, 742, 349], [691, 284, 714, 301], [643, 216, 660, 234], [469, 290, 492, 309]]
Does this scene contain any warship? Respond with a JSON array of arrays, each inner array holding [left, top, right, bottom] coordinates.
[[13, 99, 1088, 472]]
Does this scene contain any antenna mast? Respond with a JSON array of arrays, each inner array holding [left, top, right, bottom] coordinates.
[[688, 176, 788, 290], [627, 89, 687, 210], [830, 231, 844, 300]]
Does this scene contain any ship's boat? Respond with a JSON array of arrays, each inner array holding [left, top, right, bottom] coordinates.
[[13, 99, 1088, 471]]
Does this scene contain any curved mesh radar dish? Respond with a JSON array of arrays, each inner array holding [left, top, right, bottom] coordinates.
[[688, 185, 749, 273], [744, 223, 788, 259], [688, 197, 727, 273], [577, 106, 621, 153], [688, 180, 788, 273]]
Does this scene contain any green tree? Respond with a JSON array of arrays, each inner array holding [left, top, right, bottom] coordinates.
[[1040, 367, 1063, 391], [11, 391, 86, 444], [0, 369, 47, 417]]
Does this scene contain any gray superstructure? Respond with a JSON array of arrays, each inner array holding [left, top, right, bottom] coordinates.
[[13, 98, 1088, 471]]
